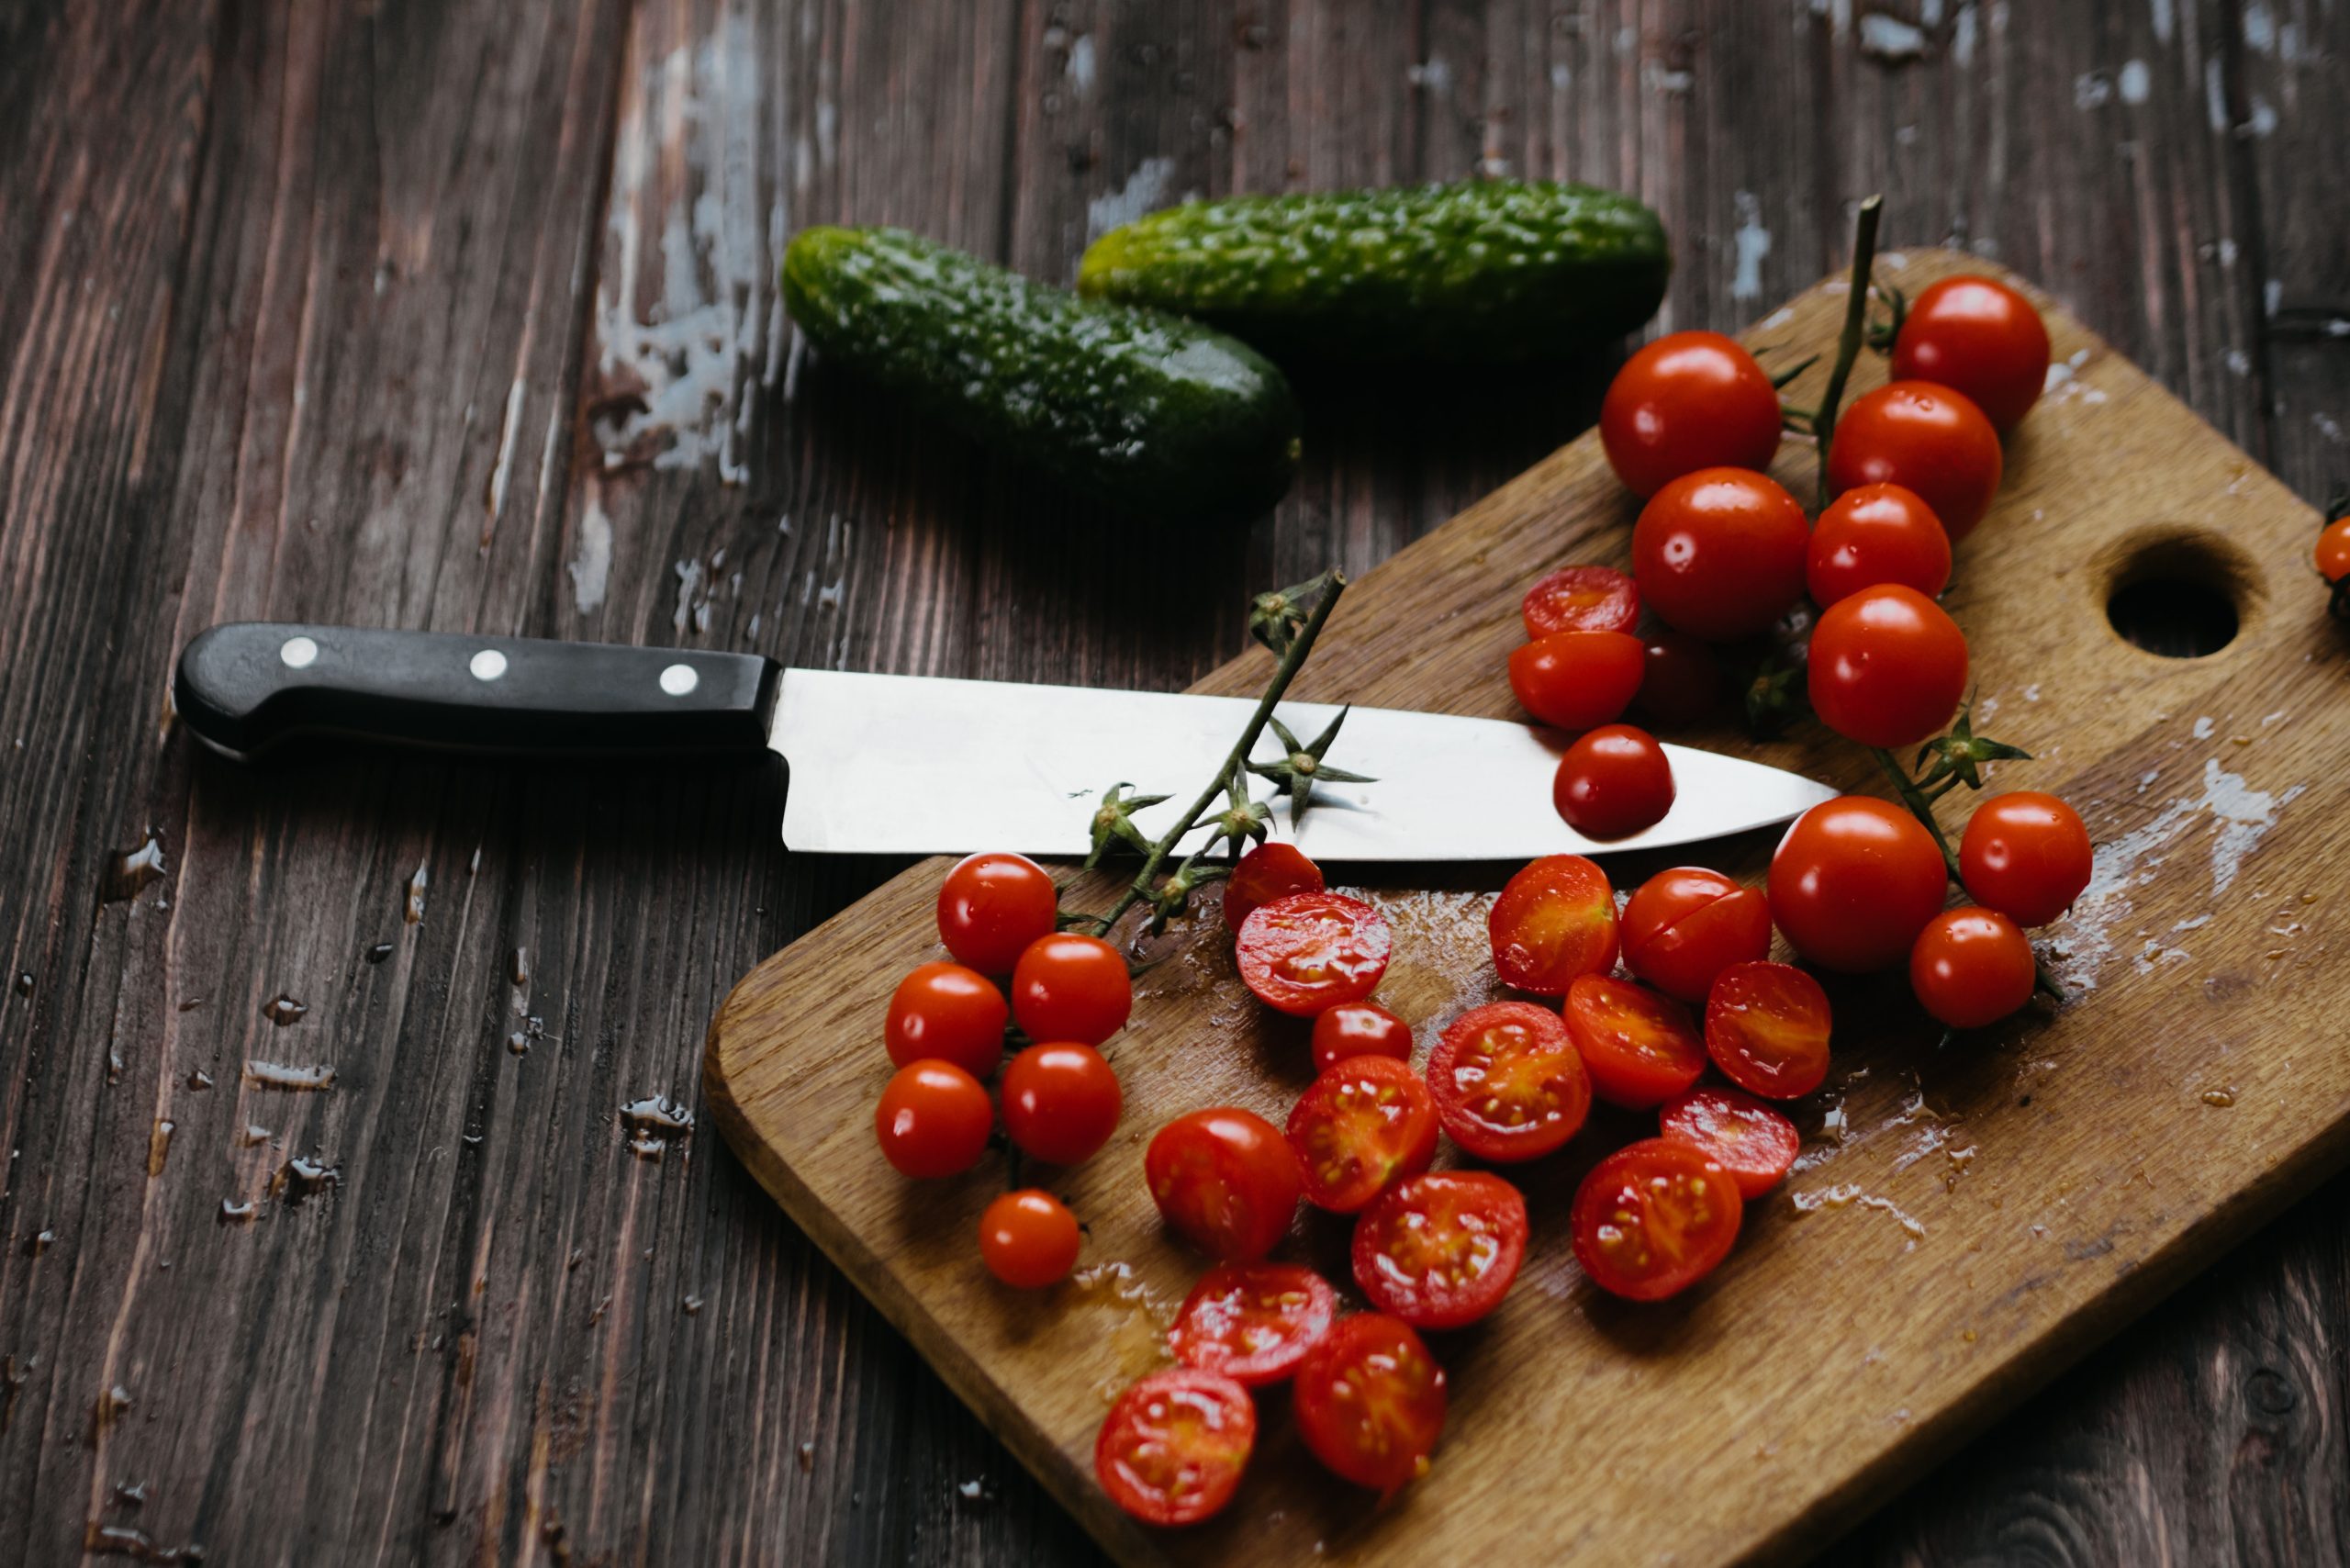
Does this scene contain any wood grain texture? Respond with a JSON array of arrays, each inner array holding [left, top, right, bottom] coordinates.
[[2, 1, 2346, 1564]]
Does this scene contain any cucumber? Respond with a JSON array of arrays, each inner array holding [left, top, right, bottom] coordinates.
[[1078, 180, 1671, 363], [781, 227, 1301, 520]]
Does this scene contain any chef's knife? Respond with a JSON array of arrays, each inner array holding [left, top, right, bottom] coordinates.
[[173, 624, 1834, 859]]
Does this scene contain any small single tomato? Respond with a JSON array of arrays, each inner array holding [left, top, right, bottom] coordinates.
[[884, 962, 1009, 1076], [1351, 1171, 1529, 1331], [873, 1059, 994, 1179], [1522, 564, 1641, 638], [1807, 583, 1970, 749], [1425, 1002, 1592, 1161], [1487, 854, 1619, 995], [935, 851, 1059, 974], [1890, 274, 2052, 431], [1236, 891, 1393, 1016], [1806, 483, 1953, 608], [1552, 722, 1675, 840], [1705, 960, 1833, 1100], [1959, 791, 2094, 927], [1658, 1085, 1801, 1198], [1095, 1369, 1256, 1528], [1507, 630, 1646, 731], [1011, 932, 1133, 1046], [1768, 797, 1950, 973], [1619, 867, 1774, 1003], [1310, 1001, 1414, 1074], [1909, 907, 2038, 1029], [1562, 974, 1707, 1109], [1168, 1262, 1338, 1386], [1599, 331, 1785, 498], [1145, 1108, 1304, 1261], [2319, 518, 2350, 584], [1636, 628, 1723, 726], [1631, 467, 1812, 641], [979, 1189, 1082, 1288], [1224, 841, 1325, 932], [1826, 380, 2004, 541], [1292, 1314, 1448, 1494], [1571, 1137, 1744, 1301], [1286, 1055, 1440, 1214], [1001, 1041, 1122, 1165]]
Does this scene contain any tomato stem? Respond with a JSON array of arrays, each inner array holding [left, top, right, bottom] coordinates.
[[1811, 195, 1885, 510]]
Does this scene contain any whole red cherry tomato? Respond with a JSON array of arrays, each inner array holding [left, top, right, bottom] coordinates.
[[1310, 1001, 1414, 1074], [1619, 867, 1774, 1002], [885, 962, 1009, 1076], [873, 1059, 994, 1179], [1909, 907, 2038, 1029], [1236, 891, 1393, 1016], [1891, 274, 2052, 431], [1631, 467, 1811, 641], [1563, 974, 1706, 1108], [1001, 1042, 1122, 1165], [1146, 1108, 1304, 1261], [2319, 518, 2350, 583], [1351, 1171, 1528, 1331], [979, 1189, 1082, 1288], [1224, 841, 1324, 932], [1826, 381, 2004, 541], [1636, 628, 1722, 725], [1571, 1137, 1743, 1301], [1806, 483, 1953, 607], [1705, 959, 1832, 1099], [1011, 933, 1133, 1046], [1552, 722, 1675, 840], [936, 851, 1058, 973], [1600, 331, 1784, 498], [1286, 1055, 1440, 1213], [1658, 1086, 1801, 1199], [1769, 796, 1950, 972], [1168, 1262, 1338, 1386], [1807, 583, 1969, 749], [1095, 1368, 1256, 1527], [1292, 1314, 1447, 1494], [1425, 1002, 1592, 1161], [1959, 791, 2094, 926], [1487, 854, 1619, 994], [1506, 631, 1645, 731], [1522, 564, 1641, 638]]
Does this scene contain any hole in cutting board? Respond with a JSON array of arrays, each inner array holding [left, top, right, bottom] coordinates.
[[2103, 530, 2255, 658]]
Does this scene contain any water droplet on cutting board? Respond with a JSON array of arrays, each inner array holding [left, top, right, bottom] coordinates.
[[621, 1096, 694, 1160], [261, 995, 308, 1026], [100, 832, 167, 903]]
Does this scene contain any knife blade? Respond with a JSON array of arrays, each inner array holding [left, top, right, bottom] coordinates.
[[175, 624, 1834, 859]]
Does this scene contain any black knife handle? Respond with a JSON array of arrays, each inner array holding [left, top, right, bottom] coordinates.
[[174, 623, 781, 761]]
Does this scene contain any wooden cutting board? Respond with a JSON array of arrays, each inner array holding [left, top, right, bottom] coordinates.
[[705, 250, 2346, 1567]]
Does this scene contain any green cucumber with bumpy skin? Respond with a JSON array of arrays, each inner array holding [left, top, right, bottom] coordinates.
[[782, 227, 1301, 519], [1078, 180, 1671, 363]]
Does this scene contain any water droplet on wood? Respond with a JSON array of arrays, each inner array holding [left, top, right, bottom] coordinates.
[[100, 833, 167, 903], [797, 1440, 815, 1472], [93, 1383, 132, 1436], [185, 1070, 213, 1091], [111, 1480, 148, 1508], [620, 1096, 694, 1160], [23, 1227, 54, 1256], [2203, 1088, 2237, 1107], [272, 1156, 340, 1204], [509, 948, 530, 987], [146, 1121, 173, 1178], [682, 1295, 703, 1316], [261, 995, 308, 1026], [218, 1199, 259, 1225], [404, 864, 429, 924], [364, 942, 395, 965], [11, 972, 30, 997], [238, 1126, 271, 1148]]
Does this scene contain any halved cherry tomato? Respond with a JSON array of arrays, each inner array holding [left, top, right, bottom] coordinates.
[[1600, 331, 1784, 498], [1236, 892, 1393, 1017], [1806, 483, 1953, 608], [1552, 722, 1675, 840], [1826, 380, 2004, 541], [1563, 975, 1706, 1108], [1522, 564, 1641, 639], [1351, 1171, 1528, 1330], [1705, 960, 1832, 1099], [1506, 631, 1645, 731], [885, 962, 1009, 1076], [979, 1189, 1082, 1288], [1909, 907, 2037, 1029], [1145, 1108, 1304, 1261], [1487, 854, 1619, 995], [1571, 1137, 1744, 1301], [1168, 1262, 1338, 1386], [1636, 628, 1722, 725], [936, 851, 1058, 974], [1891, 274, 2051, 431], [1658, 1086, 1801, 1198], [1768, 796, 1950, 972], [1959, 791, 2094, 926], [1012, 932, 1133, 1046], [1631, 467, 1812, 641], [1426, 1002, 1592, 1161], [1292, 1314, 1447, 1494], [1095, 1368, 1256, 1527], [1286, 1055, 1439, 1213], [1001, 1042, 1122, 1165], [1310, 1001, 1414, 1075], [2319, 518, 2350, 584], [1807, 583, 1969, 749], [1620, 867, 1774, 1003], [1224, 841, 1325, 932], [874, 1059, 994, 1179]]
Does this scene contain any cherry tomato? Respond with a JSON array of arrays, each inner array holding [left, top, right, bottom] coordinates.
[[1705, 960, 1832, 1100], [1619, 867, 1774, 1003], [1351, 1171, 1528, 1331], [1168, 1262, 1338, 1386], [1563, 974, 1707, 1109], [936, 851, 1058, 973], [1011, 933, 1133, 1046], [1425, 1001, 1592, 1162], [1572, 1137, 1743, 1301], [1631, 467, 1812, 641], [1095, 1368, 1256, 1527], [1636, 628, 1723, 725], [1001, 1042, 1122, 1165], [2319, 518, 2350, 584], [1552, 722, 1675, 840], [1600, 331, 1784, 498], [979, 1189, 1081, 1288], [1909, 907, 2037, 1029], [1807, 583, 1969, 749], [1826, 380, 2004, 541], [1522, 564, 1641, 639], [1890, 274, 2052, 431], [1487, 854, 1619, 995], [1959, 791, 2094, 926], [1506, 631, 1645, 731], [884, 962, 1009, 1076], [1286, 1055, 1439, 1213], [1806, 483, 1953, 608], [1768, 796, 1950, 972], [1145, 1108, 1304, 1261], [1292, 1314, 1447, 1494], [1224, 841, 1325, 932], [1236, 892, 1393, 1017], [1310, 1001, 1414, 1075], [873, 1059, 994, 1179], [1658, 1086, 1801, 1199]]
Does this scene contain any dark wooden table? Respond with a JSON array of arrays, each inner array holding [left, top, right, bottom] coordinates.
[[3, 2, 2344, 1562]]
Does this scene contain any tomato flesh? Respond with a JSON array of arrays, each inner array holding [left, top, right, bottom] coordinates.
[[1572, 1137, 1744, 1301], [1168, 1262, 1338, 1387], [1659, 1086, 1801, 1198], [1705, 960, 1833, 1100], [1506, 631, 1645, 731], [884, 961, 1009, 1076], [1292, 1314, 1447, 1494], [1310, 1001, 1414, 1074], [1807, 583, 1969, 749], [1224, 841, 1325, 932], [1095, 1369, 1256, 1527], [1620, 867, 1773, 1003], [1236, 892, 1393, 1017], [1768, 796, 1949, 973], [1286, 1055, 1440, 1213], [1146, 1108, 1304, 1261], [1552, 722, 1675, 841], [1958, 791, 2093, 927], [1351, 1171, 1528, 1331], [1522, 565, 1641, 638], [1909, 907, 2037, 1029], [1563, 974, 1707, 1109], [1426, 1002, 1592, 1162], [1487, 854, 1619, 995]]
